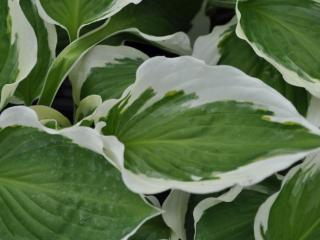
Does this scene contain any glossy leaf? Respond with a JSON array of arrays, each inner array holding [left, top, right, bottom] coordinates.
[[0, 0, 37, 109], [91, 56, 320, 194], [70, 45, 148, 104], [255, 153, 320, 240], [0, 106, 158, 240], [236, 0, 320, 97], [38, 0, 202, 106], [194, 177, 280, 240], [129, 216, 171, 240], [35, 0, 141, 41], [15, 0, 57, 105], [193, 21, 310, 116]]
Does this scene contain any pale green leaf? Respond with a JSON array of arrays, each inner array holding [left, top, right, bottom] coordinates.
[[75, 95, 102, 122], [30, 105, 71, 128]]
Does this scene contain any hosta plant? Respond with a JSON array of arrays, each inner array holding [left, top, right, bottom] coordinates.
[[1, 0, 320, 239]]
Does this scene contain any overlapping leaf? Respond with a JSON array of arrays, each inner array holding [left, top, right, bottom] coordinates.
[[129, 216, 171, 240], [255, 153, 320, 240], [194, 177, 280, 240], [14, 0, 57, 105], [90, 56, 320, 194], [236, 0, 320, 97], [0, 107, 158, 240], [193, 20, 310, 116], [35, 0, 141, 41], [69, 45, 148, 105], [38, 0, 202, 106], [0, 0, 37, 109]]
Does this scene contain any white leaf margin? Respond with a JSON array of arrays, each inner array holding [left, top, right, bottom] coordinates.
[[307, 96, 320, 128], [34, 0, 142, 40], [39, 17, 191, 106], [192, 17, 236, 65], [1, 0, 37, 109], [11, 0, 58, 105], [123, 28, 192, 55], [76, 95, 103, 122], [162, 190, 190, 240], [36, 1, 192, 54], [188, 0, 210, 44], [89, 56, 320, 194], [254, 152, 320, 239], [193, 186, 243, 239], [0, 106, 161, 240], [69, 45, 148, 104], [235, 0, 320, 98]]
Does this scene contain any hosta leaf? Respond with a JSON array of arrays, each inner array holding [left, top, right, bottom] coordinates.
[[38, 0, 201, 106], [0, 0, 37, 109], [105, 0, 202, 42], [129, 216, 171, 240], [194, 180, 279, 240], [193, 20, 310, 116], [236, 0, 320, 97], [307, 96, 320, 128], [35, 0, 141, 41], [75, 95, 102, 122], [91, 56, 320, 194], [30, 105, 71, 129], [14, 0, 57, 105], [162, 190, 190, 240], [69, 45, 148, 105], [130, 190, 190, 240], [187, 0, 210, 44], [255, 153, 320, 240], [0, 107, 158, 240]]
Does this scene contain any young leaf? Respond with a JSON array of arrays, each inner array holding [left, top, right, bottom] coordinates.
[[30, 105, 71, 129], [236, 0, 320, 97], [91, 56, 320, 194], [76, 95, 103, 122], [14, 0, 57, 105], [255, 153, 320, 240], [193, 20, 310, 116], [0, 106, 159, 240], [0, 0, 37, 109], [35, 0, 141, 41], [69, 45, 148, 104], [38, 0, 202, 106]]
